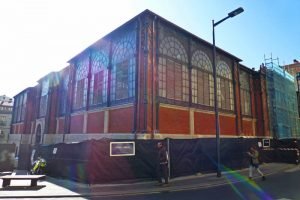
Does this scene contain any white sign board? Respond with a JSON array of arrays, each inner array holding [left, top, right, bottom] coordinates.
[[262, 139, 271, 148], [53, 147, 57, 154], [110, 142, 135, 157]]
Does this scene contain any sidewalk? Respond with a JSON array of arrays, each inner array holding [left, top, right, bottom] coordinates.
[[0, 163, 298, 199]]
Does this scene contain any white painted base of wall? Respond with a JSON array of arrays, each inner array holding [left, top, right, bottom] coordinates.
[[8, 132, 273, 146], [43, 134, 64, 145], [21, 134, 32, 144], [8, 133, 152, 145], [64, 133, 145, 143], [8, 134, 22, 145]]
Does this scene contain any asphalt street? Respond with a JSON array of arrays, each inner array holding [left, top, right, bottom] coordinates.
[[90, 166, 300, 200], [0, 163, 298, 200]]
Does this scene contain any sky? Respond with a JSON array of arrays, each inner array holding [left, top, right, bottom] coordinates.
[[1, 0, 300, 98]]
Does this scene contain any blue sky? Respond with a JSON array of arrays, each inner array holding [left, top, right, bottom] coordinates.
[[1, 0, 299, 97]]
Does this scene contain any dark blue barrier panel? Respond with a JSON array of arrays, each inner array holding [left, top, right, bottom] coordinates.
[[34, 139, 158, 183], [30, 138, 297, 183], [169, 138, 260, 178]]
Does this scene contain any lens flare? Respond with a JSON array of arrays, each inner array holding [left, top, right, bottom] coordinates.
[[223, 166, 273, 200]]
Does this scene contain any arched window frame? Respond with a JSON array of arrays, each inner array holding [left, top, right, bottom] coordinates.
[[12, 97, 19, 123], [89, 48, 109, 107], [216, 61, 234, 111], [158, 36, 189, 102], [59, 70, 69, 116], [191, 50, 214, 107], [73, 56, 89, 110], [39, 78, 49, 117], [14, 92, 27, 123], [111, 30, 136, 103], [21, 92, 27, 121], [239, 70, 251, 115]]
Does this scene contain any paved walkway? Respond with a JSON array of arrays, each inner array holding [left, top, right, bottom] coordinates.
[[0, 163, 298, 199]]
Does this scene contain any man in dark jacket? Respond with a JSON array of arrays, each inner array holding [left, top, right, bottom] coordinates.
[[157, 141, 169, 186]]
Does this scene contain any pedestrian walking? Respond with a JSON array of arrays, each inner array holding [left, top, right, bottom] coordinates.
[[156, 141, 169, 186], [247, 146, 266, 181]]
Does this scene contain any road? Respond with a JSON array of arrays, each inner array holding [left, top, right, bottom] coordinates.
[[90, 167, 300, 200]]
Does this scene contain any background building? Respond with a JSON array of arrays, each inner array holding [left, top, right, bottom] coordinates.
[[0, 95, 13, 143], [264, 59, 300, 139], [284, 59, 300, 90], [284, 59, 300, 117]]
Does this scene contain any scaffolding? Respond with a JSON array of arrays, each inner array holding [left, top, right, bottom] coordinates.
[[265, 56, 300, 139]]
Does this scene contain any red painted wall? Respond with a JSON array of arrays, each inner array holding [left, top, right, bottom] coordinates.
[[87, 111, 104, 133], [57, 118, 65, 134], [109, 107, 133, 133], [17, 124, 20, 134], [30, 122, 35, 135], [242, 119, 253, 136], [159, 107, 189, 134], [219, 115, 236, 135], [194, 112, 215, 135], [19, 124, 24, 134], [194, 112, 236, 135], [70, 114, 84, 133], [12, 125, 16, 134]]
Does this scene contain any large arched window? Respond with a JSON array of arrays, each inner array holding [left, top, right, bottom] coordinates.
[[14, 92, 27, 123], [90, 48, 109, 106], [111, 30, 136, 102], [59, 70, 69, 116], [217, 61, 234, 110], [191, 50, 214, 106], [14, 96, 21, 123], [239, 70, 251, 115], [39, 78, 49, 117], [21, 92, 27, 121], [158, 36, 189, 102], [73, 56, 89, 110]]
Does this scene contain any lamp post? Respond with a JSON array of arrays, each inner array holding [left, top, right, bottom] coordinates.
[[212, 7, 244, 177], [296, 72, 300, 118]]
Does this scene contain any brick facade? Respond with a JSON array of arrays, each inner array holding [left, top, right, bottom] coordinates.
[[10, 10, 271, 145]]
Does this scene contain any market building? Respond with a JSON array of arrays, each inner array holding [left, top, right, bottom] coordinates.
[[9, 9, 272, 145], [8, 9, 300, 183]]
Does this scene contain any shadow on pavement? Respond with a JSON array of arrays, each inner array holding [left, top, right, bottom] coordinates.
[[0, 185, 46, 191]]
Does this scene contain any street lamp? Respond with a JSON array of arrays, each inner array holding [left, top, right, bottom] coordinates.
[[212, 7, 244, 177], [296, 72, 300, 118]]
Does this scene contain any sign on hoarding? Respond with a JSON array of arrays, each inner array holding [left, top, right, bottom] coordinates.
[[110, 141, 135, 157], [262, 139, 270, 148]]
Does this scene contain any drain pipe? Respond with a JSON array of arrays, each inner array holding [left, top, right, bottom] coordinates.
[[143, 18, 149, 134], [134, 18, 142, 139], [151, 15, 157, 139]]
